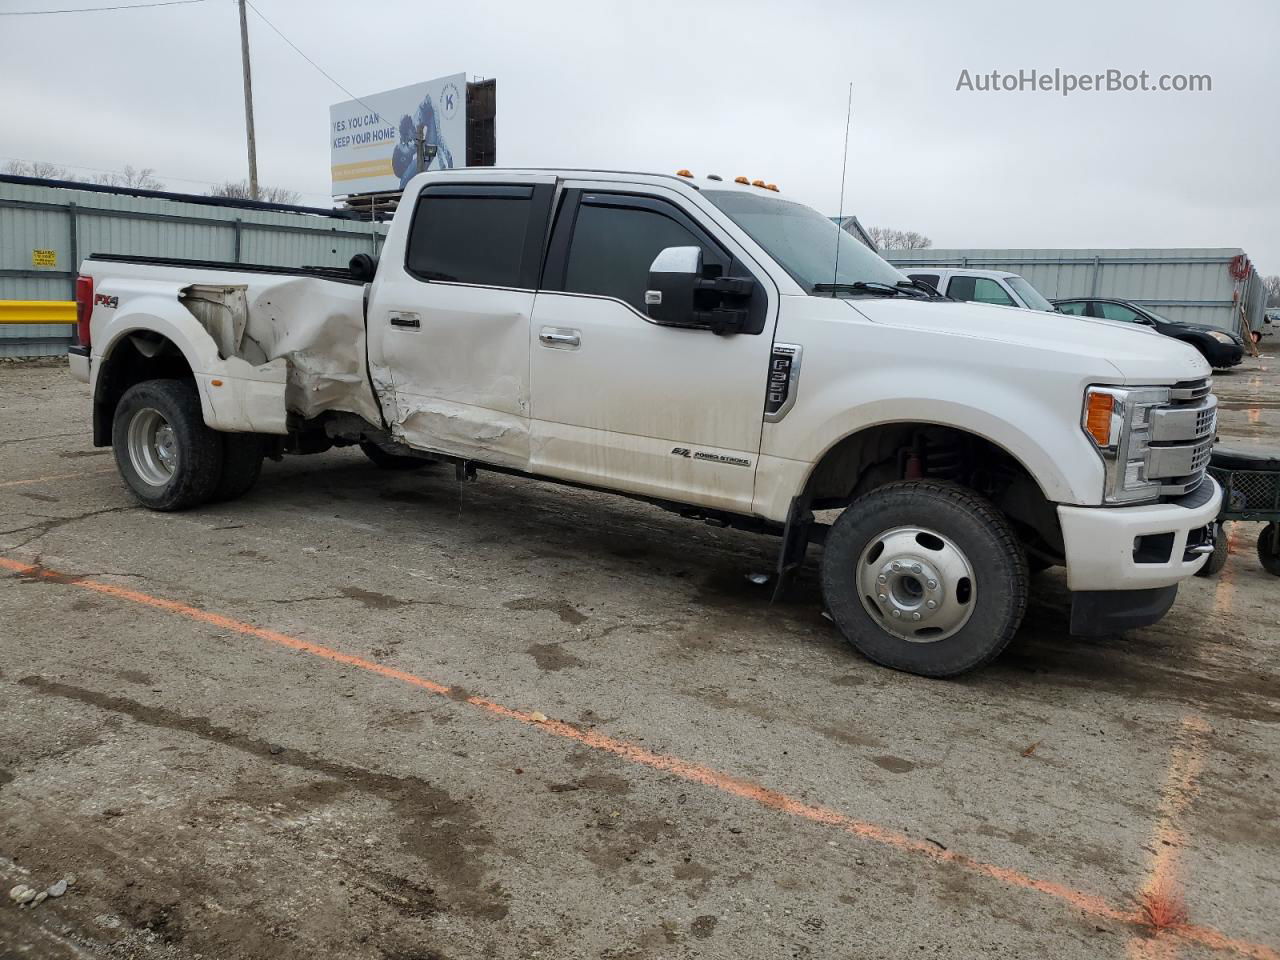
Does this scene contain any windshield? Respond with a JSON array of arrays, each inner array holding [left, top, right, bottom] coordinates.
[[1005, 276, 1054, 312], [704, 189, 906, 294]]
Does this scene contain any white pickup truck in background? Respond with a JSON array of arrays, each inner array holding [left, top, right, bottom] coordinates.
[[895, 266, 1058, 312], [68, 168, 1222, 677]]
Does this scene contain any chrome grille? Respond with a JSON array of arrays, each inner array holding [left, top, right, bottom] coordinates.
[[1147, 378, 1215, 496]]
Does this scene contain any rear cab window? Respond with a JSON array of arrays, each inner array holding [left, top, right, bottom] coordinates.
[[405, 184, 551, 289]]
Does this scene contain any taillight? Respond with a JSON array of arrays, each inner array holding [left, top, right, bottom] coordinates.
[[75, 275, 94, 348]]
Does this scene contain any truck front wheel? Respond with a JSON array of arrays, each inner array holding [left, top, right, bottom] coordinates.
[[820, 480, 1029, 677], [112, 379, 224, 511]]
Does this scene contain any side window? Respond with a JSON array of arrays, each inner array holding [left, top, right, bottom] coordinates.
[[562, 199, 723, 312], [908, 273, 941, 291], [1097, 302, 1142, 324], [1055, 301, 1087, 316], [971, 278, 1017, 306], [405, 185, 534, 287]]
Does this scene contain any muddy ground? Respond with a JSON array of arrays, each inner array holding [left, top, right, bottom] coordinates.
[[1, 355, 1277, 960]]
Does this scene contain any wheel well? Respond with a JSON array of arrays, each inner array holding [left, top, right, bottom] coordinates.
[[803, 423, 1064, 561], [93, 333, 195, 446]]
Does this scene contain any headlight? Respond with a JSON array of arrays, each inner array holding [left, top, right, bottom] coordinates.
[[1082, 385, 1169, 504], [1209, 331, 1234, 344]]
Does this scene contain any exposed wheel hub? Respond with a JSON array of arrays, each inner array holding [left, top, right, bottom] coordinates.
[[127, 407, 178, 487], [857, 526, 976, 643]]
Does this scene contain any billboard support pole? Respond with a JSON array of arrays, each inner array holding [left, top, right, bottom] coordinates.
[[237, 0, 260, 202]]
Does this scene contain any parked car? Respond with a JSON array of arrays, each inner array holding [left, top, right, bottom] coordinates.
[[896, 267, 1056, 312], [1053, 297, 1244, 369], [69, 168, 1221, 678]]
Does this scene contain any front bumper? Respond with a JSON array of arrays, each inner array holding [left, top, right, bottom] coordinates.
[[1204, 341, 1243, 367], [1058, 477, 1222, 592]]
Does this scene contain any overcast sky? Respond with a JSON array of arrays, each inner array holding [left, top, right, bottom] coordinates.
[[3, 0, 1277, 272]]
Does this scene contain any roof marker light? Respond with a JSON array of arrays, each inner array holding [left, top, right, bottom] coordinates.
[[676, 169, 693, 178], [734, 176, 750, 184], [766, 183, 779, 192], [751, 179, 766, 187]]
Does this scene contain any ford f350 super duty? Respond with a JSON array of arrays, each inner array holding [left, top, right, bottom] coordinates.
[[68, 168, 1222, 677]]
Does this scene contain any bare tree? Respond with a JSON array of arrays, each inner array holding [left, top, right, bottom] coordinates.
[[1264, 274, 1280, 308], [207, 180, 302, 205], [91, 165, 164, 190], [867, 226, 933, 250], [4, 159, 163, 189], [3, 159, 74, 179]]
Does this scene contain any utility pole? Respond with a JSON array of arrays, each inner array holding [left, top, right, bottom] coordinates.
[[237, 0, 260, 201]]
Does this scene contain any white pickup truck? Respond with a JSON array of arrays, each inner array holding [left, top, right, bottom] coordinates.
[[68, 168, 1221, 677]]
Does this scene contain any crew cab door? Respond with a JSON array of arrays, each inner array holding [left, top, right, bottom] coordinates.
[[528, 184, 777, 513], [366, 178, 555, 469]]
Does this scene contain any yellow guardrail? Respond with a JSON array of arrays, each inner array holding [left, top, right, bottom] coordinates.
[[0, 300, 77, 325]]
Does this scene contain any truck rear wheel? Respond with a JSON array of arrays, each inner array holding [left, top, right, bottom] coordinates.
[[212, 433, 266, 502], [112, 379, 224, 511], [820, 480, 1029, 677]]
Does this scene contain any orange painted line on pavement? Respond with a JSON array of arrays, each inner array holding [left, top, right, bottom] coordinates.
[[2, 554, 1276, 959], [0, 467, 115, 489], [1125, 713, 1211, 960]]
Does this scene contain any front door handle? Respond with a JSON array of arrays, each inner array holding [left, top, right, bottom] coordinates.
[[389, 312, 420, 329], [539, 328, 580, 348]]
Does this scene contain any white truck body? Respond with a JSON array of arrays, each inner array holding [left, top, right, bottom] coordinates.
[[69, 169, 1222, 676]]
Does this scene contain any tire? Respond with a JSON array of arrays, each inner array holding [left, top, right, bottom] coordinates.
[[112, 379, 224, 511], [1195, 522, 1229, 578], [1259, 523, 1280, 577], [212, 433, 266, 502], [820, 480, 1029, 677], [359, 438, 433, 470]]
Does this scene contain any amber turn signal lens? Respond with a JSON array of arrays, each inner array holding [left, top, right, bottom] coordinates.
[[1083, 391, 1114, 446], [676, 169, 693, 178]]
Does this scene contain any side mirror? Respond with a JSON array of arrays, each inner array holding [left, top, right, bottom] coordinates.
[[644, 246, 755, 335]]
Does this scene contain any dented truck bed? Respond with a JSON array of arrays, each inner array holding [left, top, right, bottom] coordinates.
[[80, 253, 383, 436]]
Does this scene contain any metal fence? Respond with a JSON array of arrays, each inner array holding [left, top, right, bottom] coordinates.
[[1, 175, 387, 357], [886, 247, 1266, 336]]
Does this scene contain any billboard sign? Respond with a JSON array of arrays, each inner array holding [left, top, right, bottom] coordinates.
[[330, 73, 465, 196]]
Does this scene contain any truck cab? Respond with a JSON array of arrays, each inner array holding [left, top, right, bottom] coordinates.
[[896, 267, 1057, 313]]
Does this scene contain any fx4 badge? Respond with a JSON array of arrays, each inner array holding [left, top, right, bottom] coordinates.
[[671, 447, 751, 468], [94, 293, 119, 309]]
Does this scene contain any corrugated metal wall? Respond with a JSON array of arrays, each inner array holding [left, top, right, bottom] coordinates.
[[1, 179, 387, 357], [886, 248, 1264, 335]]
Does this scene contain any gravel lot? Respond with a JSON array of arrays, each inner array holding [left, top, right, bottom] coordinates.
[[2, 355, 1277, 960]]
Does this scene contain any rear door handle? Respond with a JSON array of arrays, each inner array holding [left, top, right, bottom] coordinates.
[[389, 312, 420, 329], [539, 328, 580, 348]]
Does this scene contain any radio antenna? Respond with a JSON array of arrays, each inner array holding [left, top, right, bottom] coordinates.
[[830, 82, 853, 296]]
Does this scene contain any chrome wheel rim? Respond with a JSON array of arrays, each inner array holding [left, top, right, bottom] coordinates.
[[857, 525, 976, 643], [127, 407, 177, 487]]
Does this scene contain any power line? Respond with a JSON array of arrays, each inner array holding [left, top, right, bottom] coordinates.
[[243, 0, 384, 120], [0, 0, 206, 15]]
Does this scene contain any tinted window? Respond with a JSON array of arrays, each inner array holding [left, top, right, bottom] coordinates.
[[908, 273, 941, 291], [406, 187, 533, 287], [564, 201, 717, 311], [1098, 302, 1143, 323], [949, 276, 1016, 306], [1055, 301, 1088, 316]]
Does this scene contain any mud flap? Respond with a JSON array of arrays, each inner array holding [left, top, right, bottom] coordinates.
[[771, 495, 815, 603]]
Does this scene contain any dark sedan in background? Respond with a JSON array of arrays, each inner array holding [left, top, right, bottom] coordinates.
[[1053, 297, 1245, 369]]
